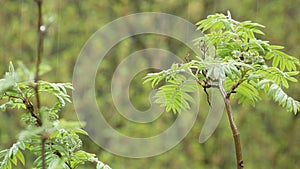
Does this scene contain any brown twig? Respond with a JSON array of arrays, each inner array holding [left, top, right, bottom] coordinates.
[[23, 99, 42, 126], [224, 98, 244, 169], [194, 24, 247, 168], [4, 91, 42, 125], [219, 80, 244, 169], [226, 78, 245, 99], [34, 0, 46, 169], [34, 0, 43, 111], [41, 137, 46, 169], [226, 69, 250, 99]]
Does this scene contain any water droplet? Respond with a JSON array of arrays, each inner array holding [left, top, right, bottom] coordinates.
[[40, 25, 46, 31]]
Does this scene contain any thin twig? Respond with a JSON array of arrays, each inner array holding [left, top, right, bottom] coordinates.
[[224, 98, 244, 169], [34, 0, 43, 111], [203, 87, 211, 107], [226, 69, 249, 99], [23, 99, 42, 126], [34, 1, 46, 169], [41, 137, 46, 169], [195, 69, 219, 107], [226, 78, 245, 99], [219, 80, 244, 169]]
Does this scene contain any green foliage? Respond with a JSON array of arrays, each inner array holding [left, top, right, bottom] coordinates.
[[257, 79, 300, 114], [144, 11, 300, 114], [0, 63, 111, 169], [0, 142, 25, 169], [1, 1, 300, 169], [143, 62, 200, 113]]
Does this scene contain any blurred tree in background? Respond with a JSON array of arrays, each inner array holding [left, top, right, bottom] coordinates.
[[0, 0, 299, 168]]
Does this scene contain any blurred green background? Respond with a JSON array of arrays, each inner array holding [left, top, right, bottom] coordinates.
[[0, 0, 299, 168]]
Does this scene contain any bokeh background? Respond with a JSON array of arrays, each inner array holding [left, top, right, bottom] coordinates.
[[0, 0, 299, 168]]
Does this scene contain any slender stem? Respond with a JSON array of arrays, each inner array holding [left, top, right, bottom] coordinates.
[[24, 99, 42, 126], [41, 137, 46, 169], [34, 0, 43, 110], [224, 98, 244, 169], [219, 81, 244, 169], [226, 79, 244, 99], [34, 0, 46, 169]]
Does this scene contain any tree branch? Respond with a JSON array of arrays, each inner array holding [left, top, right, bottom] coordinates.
[[4, 91, 42, 126], [219, 80, 244, 169], [34, 1, 46, 169], [226, 79, 244, 99], [34, 0, 43, 111], [23, 99, 42, 126], [41, 137, 46, 169], [224, 98, 244, 169], [196, 76, 219, 107]]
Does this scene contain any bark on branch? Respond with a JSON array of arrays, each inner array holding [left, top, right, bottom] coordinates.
[[34, 1, 46, 169], [219, 80, 244, 169]]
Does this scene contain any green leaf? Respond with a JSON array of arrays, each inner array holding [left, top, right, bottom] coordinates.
[[0, 142, 26, 169], [73, 128, 89, 136], [154, 79, 196, 114], [143, 72, 166, 88], [286, 71, 299, 76], [38, 81, 72, 108], [0, 149, 8, 159], [256, 67, 298, 88], [7, 160, 11, 169], [267, 84, 278, 96], [96, 162, 105, 169], [257, 80, 299, 114], [266, 49, 300, 71], [15, 151, 25, 165], [47, 157, 63, 169], [10, 153, 17, 165], [226, 79, 260, 106], [33, 155, 43, 168], [270, 45, 284, 50]]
